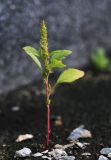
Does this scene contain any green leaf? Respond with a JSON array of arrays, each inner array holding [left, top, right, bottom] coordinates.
[[91, 48, 110, 71], [57, 68, 84, 84], [50, 50, 72, 60], [23, 46, 42, 70], [49, 59, 66, 68], [23, 46, 40, 57]]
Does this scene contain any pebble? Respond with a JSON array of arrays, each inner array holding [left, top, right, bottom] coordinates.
[[67, 125, 92, 141], [98, 155, 109, 160], [54, 144, 64, 149], [2, 144, 6, 147], [42, 155, 52, 160], [49, 149, 67, 159], [42, 150, 49, 154], [16, 134, 33, 142], [108, 153, 111, 158], [32, 152, 43, 157], [81, 152, 91, 156], [49, 149, 67, 157], [48, 149, 76, 160], [100, 148, 111, 155], [59, 156, 75, 160], [15, 147, 32, 157], [54, 116, 63, 126], [54, 142, 76, 150], [76, 142, 86, 149], [11, 106, 20, 112], [83, 142, 90, 146]]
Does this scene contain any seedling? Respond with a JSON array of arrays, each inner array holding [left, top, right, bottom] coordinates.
[[23, 20, 85, 148], [91, 48, 111, 71]]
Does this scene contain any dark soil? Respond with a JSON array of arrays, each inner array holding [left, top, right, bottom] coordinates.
[[0, 71, 111, 160]]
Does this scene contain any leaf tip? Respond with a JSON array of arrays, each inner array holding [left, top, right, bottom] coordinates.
[[22, 46, 27, 51], [79, 70, 85, 78]]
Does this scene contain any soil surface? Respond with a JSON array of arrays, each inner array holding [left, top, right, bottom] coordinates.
[[0, 71, 111, 160]]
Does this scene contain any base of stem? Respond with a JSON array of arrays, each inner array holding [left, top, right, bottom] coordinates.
[[45, 105, 51, 149]]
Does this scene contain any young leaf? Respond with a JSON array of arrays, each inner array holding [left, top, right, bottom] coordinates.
[[57, 68, 84, 84], [91, 48, 110, 71], [50, 50, 72, 60], [23, 46, 42, 70], [23, 46, 40, 57], [49, 59, 66, 68]]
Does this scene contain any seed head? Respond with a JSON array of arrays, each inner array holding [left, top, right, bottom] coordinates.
[[40, 20, 48, 57]]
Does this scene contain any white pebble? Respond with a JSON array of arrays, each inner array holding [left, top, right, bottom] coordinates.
[[42, 155, 52, 160], [11, 106, 20, 112], [42, 150, 49, 154], [67, 125, 92, 141], [59, 155, 75, 160], [48, 149, 67, 158], [98, 155, 109, 160], [32, 152, 43, 157], [76, 142, 86, 149], [100, 148, 111, 155], [15, 147, 32, 157], [108, 153, 111, 158], [16, 134, 33, 142], [81, 152, 91, 156]]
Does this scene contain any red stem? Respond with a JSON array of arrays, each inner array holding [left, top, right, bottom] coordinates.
[[45, 80, 51, 149]]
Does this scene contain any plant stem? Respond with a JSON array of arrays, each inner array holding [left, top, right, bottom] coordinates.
[[45, 79, 51, 148]]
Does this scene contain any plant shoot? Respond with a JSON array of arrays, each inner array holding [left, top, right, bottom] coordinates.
[[23, 20, 85, 148]]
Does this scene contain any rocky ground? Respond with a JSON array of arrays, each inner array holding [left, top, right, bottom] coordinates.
[[0, 71, 111, 159]]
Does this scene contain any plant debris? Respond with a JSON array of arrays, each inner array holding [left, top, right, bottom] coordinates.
[[67, 125, 92, 141], [14, 147, 32, 158], [16, 134, 33, 142]]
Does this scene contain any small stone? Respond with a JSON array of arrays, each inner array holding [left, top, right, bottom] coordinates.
[[48, 149, 67, 159], [67, 125, 92, 141], [15, 147, 32, 157], [98, 155, 109, 160], [42, 150, 49, 154], [59, 156, 75, 160], [54, 144, 64, 149], [11, 106, 20, 112], [54, 116, 63, 126], [42, 155, 52, 160], [16, 134, 33, 142], [2, 144, 6, 147], [83, 142, 90, 146], [76, 142, 86, 149], [54, 142, 77, 150], [81, 152, 91, 156], [108, 153, 111, 158], [100, 148, 111, 155], [32, 152, 43, 157]]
